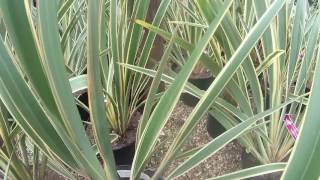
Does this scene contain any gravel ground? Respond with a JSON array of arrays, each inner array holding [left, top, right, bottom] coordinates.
[[46, 100, 242, 179], [146, 100, 242, 179]]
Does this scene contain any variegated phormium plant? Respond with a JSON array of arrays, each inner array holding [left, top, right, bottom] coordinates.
[[134, 0, 320, 168], [0, 0, 319, 180]]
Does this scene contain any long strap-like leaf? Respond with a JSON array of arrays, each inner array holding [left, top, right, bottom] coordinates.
[[37, 1, 105, 179], [210, 163, 286, 180], [0, 0, 61, 123], [87, 0, 118, 179]]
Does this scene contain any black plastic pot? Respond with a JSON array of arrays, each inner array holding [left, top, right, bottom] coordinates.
[[206, 114, 226, 138], [113, 111, 141, 166], [76, 91, 136, 165], [248, 172, 282, 180], [75, 90, 143, 168], [241, 149, 260, 169], [113, 142, 136, 165], [241, 150, 282, 180], [76, 92, 90, 129], [180, 73, 214, 107]]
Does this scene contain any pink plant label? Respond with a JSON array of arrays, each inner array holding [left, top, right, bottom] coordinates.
[[284, 114, 299, 140]]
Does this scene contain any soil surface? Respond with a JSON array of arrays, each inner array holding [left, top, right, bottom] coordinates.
[[146, 100, 242, 179], [112, 111, 140, 150]]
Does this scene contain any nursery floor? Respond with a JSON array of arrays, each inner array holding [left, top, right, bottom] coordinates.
[[146, 100, 242, 179], [46, 100, 243, 180]]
